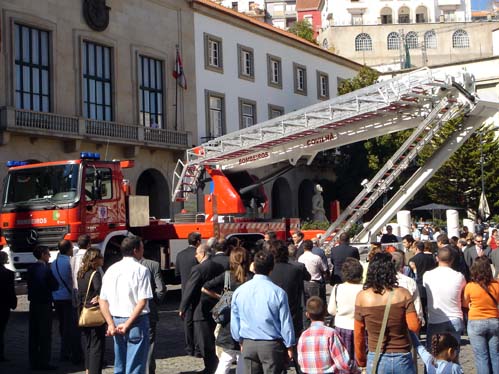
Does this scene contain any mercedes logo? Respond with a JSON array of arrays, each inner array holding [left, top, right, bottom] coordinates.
[[26, 229, 39, 245]]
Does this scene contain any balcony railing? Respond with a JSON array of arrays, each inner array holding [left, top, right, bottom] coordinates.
[[0, 107, 190, 149]]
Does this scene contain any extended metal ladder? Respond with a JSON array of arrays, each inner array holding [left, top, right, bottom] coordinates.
[[319, 98, 466, 251], [172, 68, 449, 202]]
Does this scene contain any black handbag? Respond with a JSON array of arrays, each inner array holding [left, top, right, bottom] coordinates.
[[212, 271, 233, 324]]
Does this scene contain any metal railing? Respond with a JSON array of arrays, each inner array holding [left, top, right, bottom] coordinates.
[[15, 109, 79, 133], [85, 118, 139, 141]]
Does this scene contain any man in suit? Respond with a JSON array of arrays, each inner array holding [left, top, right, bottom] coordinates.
[[179, 244, 225, 374], [211, 241, 229, 270], [175, 231, 201, 356], [0, 251, 17, 362], [269, 241, 308, 374], [330, 233, 360, 285], [140, 254, 166, 374], [293, 230, 306, 259], [463, 233, 491, 271]]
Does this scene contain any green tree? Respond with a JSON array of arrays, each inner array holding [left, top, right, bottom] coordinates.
[[288, 20, 317, 44], [338, 66, 379, 95]]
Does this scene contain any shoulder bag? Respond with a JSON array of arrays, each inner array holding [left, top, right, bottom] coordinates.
[[212, 271, 233, 324], [372, 289, 394, 374], [78, 271, 106, 327], [55, 258, 79, 307]]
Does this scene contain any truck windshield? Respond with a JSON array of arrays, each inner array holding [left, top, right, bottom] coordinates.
[[3, 164, 79, 205]]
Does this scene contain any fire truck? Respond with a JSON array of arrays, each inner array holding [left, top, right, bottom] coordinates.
[[1, 67, 498, 279]]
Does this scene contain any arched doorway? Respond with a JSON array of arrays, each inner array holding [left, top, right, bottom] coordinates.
[[136, 169, 170, 219], [398, 6, 410, 23], [271, 177, 292, 218], [380, 7, 393, 24], [416, 6, 428, 23], [298, 179, 315, 221]]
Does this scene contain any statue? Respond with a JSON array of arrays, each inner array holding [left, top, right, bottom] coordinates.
[[311, 184, 328, 222]]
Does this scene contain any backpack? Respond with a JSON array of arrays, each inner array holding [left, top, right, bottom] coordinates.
[[212, 271, 233, 324]]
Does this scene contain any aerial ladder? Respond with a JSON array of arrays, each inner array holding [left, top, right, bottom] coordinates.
[[172, 68, 499, 245]]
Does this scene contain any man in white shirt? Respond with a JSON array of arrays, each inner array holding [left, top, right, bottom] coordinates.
[[423, 246, 466, 350], [298, 240, 328, 305], [70, 234, 91, 290], [100, 236, 153, 374]]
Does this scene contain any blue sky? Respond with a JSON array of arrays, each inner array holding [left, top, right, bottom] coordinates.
[[472, 0, 492, 10]]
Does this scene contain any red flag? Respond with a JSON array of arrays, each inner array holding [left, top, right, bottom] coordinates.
[[172, 49, 187, 89]]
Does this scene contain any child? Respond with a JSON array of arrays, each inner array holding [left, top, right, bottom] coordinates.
[[297, 296, 359, 374], [409, 332, 463, 374]]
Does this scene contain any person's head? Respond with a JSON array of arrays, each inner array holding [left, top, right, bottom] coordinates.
[[206, 237, 217, 250], [188, 231, 202, 247], [58, 239, 73, 256], [264, 231, 277, 242], [292, 230, 304, 245], [341, 257, 363, 284], [339, 232, 349, 244], [492, 229, 498, 237], [305, 296, 325, 322], [33, 246, 50, 263], [0, 251, 9, 265], [253, 250, 274, 275], [367, 242, 382, 262], [391, 251, 405, 272], [195, 243, 209, 263], [437, 246, 455, 265], [213, 241, 225, 255], [437, 234, 450, 248], [230, 246, 248, 283], [402, 235, 415, 250], [431, 333, 459, 363], [303, 239, 313, 252], [269, 240, 288, 263], [457, 238, 467, 250], [385, 225, 393, 233], [474, 234, 484, 249], [470, 256, 493, 289], [364, 252, 398, 294], [121, 235, 143, 259], [415, 241, 425, 253], [77, 234, 91, 250], [78, 247, 104, 279], [288, 244, 297, 260], [463, 226, 469, 233]]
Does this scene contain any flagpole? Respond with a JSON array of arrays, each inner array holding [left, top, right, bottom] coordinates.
[[174, 44, 179, 131]]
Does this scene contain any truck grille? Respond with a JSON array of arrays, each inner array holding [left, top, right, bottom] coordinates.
[[3, 226, 69, 252]]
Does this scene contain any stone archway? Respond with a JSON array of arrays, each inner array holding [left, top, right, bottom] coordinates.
[[136, 168, 170, 219], [298, 179, 315, 221], [271, 177, 292, 218]]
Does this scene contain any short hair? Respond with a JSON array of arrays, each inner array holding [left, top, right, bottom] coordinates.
[[474, 233, 483, 240], [457, 239, 467, 247], [269, 241, 288, 263], [206, 237, 217, 249], [33, 246, 49, 260], [196, 243, 209, 257], [306, 296, 325, 321], [303, 239, 314, 251], [293, 230, 304, 240], [415, 241, 425, 252], [77, 234, 91, 249], [265, 231, 277, 241], [386, 225, 393, 231], [437, 234, 450, 245], [121, 236, 142, 257], [288, 244, 297, 259], [253, 250, 274, 275], [341, 257, 363, 283], [391, 251, 405, 271], [213, 241, 224, 254], [437, 246, 454, 264], [402, 235, 415, 244], [339, 232, 349, 244], [188, 232, 202, 246], [58, 239, 73, 255]]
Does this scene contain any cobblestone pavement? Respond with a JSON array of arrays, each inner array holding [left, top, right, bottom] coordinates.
[[2, 285, 477, 374]]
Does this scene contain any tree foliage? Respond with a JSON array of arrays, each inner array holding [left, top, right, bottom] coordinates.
[[338, 67, 379, 95], [288, 20, 318, 44]]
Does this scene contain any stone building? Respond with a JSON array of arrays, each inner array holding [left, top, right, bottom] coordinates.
[[0, 0, 196, 218]]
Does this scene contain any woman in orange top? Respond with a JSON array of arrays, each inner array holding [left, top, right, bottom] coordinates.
[[354, 252, 420, 374], [463, 256, 499, 374]]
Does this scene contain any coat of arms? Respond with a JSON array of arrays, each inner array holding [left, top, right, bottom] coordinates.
[[83, 0, 110, 32]]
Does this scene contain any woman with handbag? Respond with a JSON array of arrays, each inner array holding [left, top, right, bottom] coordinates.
[[463, 256, 499, 374], [77, 248, 106, 374], [354, 252, 420, 374], [202, 247, 249, 374]]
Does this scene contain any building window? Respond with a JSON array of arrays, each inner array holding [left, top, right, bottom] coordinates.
[[14, 23, 51, 112], [355, 33, 372, 51], [317, 71, 329, 100], [267, 54, 282, 89], [416, 6, 428, 23], [424, 30, 437, 49], [406, 31, 418, 49], [387, 32, 400, 50], [352, 14, 363, 25], [303, 15, 313, 25], [380, 7, 393, 24], [139, 56, 163, 128], [239, 98, 257, 129], [205, 90, 225, 139], [82, 41, 113, 121], [293, 63, 307, 95], [268, 104, 284, 119], [204, 33, 223, 73], [453, 29, 469, 48], [231, 2, 238, 10], [398, 7, 410, 23], [237, 44, 254, 81], [444, 10, 456, 22]]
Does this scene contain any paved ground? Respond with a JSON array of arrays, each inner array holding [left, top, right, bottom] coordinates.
[[2, 285, 477, 374]]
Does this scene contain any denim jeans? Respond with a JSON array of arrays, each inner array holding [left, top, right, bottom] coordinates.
[[113, 314, 150, 374], [426, 318, 463, 351], [468, 318, 499, 374], [366, 351, 415, 374]]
